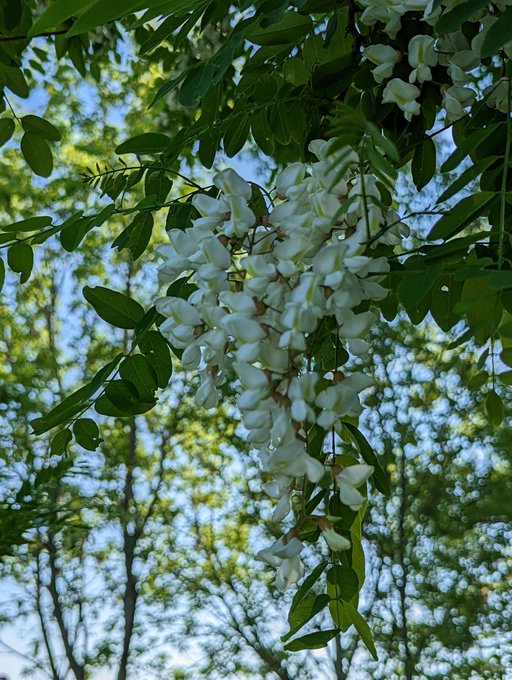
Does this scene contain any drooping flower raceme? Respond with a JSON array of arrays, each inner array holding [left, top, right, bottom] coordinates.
[[155, 142, 408, 590]]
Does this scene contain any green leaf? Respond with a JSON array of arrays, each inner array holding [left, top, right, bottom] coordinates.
[[7, 242, 33, 283], [247, 12, 312, 46], [83, 285, 145, 329], [28, 0, 96, 36], [119, 355, 158, 402], [327, 565, 359, 603], [2, 216, 52, 233], [441, 124, 502, 173], [179, 63, 216, 107], [116, 133, 171, 155], [438, 157, 499, 203], [289, 561, 328, 617], [21, 115, 61, 141], [1, 64, 29, 98], [436, 0, 490, 33], [497, 370, 512, 386], [145, 169, 172, 203], [73, 418, 101, 451], [411, 137, 436, 191], [428, 192, 496, 241], [138, 331, 173, 388], [127, 213, 154, 260], [486, 390, 503, 427], [0, 258, 4, 293], [282, 594, 331, 642], [21, 133, 53, 177], [398, 261, 443, 308], [344, 604, 378, 660], [284, 628, 339, 652], [500, 348, 512, 367], [65, 0, 174, 37], [50, 429, 72, 455], [30, 354, 124, 434], [467, 371, 488, 390], [60, 217, 93, 252], [223, 113, 250, 157], [0, 118, 15, 147], [343, 422, 390, 496], [481, 7, 512, 57], [104, 380, 156, 415]]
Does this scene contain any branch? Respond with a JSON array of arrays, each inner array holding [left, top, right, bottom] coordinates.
[[0, 29, 68, 43], [35, 549, 61, 680]]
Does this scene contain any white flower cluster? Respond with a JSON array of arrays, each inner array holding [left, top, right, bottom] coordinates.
[[155, 139, 408, 590], [360, 0, 512, 122]]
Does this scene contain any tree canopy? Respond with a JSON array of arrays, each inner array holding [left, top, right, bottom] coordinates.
[[0, 0, 511, 676]]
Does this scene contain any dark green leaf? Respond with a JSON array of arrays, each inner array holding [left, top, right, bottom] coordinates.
[[223, 113, 250, 157], [428, 193, 496, 241], [21, 115, 61, 141], [284, 628, 339, 652], [0, 258, 4, 293], [327, 565, 359, 603], [21, 133, 53, 177], [104, 379, 156, 415], [247, 12, 312, 46], [28, 0, 96, 36], [481, 7, 512, 57], [7, 242, 33, 283], [398, 261, 443, 308], [179, 63, 216, 107], [343, 422, 390, 496], [119, 355, 158, 401], [83, 285, 145, 329], [73, 418, 101, 451], [2, 216, 52, 233], [436, 0, 490, 33], [50, 429, 72, 455], [0, 118, 14, 147], [127, 213, 154, 260], [441, 124, 501, 173], [116, 133, 171, 155], [145, 169, 172, 202], [438, 157, 498, 203], [138, 331, 173, 388], [411, 137, 436, 191], [486, 390, 503, 427]]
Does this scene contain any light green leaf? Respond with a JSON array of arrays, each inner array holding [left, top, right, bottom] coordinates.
[[344, 604, 378, 660], [289, 561, 328, 618]]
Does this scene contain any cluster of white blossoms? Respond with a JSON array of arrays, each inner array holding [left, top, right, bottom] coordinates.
[[360, 0, 512, 122], [155, 139, 409, 590]]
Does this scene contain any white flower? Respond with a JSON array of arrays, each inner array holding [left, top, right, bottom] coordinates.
[[336, 464, 374, 511], [276, 162, 306, 197], [442, 85, 476, 120], [322, 527, 351, 551], [275, 555, 304, 591], [382, 78, 421, 120], [408, 35, 437, 83], [213, 168, 252, 200], [364, 44, 401, 83]]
